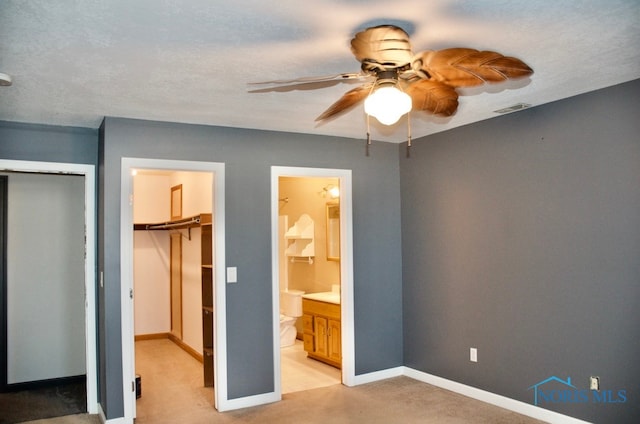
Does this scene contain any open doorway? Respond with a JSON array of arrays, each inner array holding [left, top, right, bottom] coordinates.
[[0, 160, 98, 420], [131, 169, 214, 421], [120, 158, 227, 421], [271, 166, 355, 398], [278, 176, 341, 393]]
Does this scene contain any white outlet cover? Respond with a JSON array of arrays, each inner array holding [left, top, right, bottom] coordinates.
[[470, 348, 478, 362], [226, 267, 237, 283]]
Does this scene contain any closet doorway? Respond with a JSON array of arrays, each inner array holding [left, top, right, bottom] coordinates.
[[132, 169, 213, 421], [120, 158, 227, 421], [271, 166, 355, 399], [0, 160, 98, 418]]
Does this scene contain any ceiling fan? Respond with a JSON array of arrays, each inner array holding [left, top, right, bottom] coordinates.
[[250, 24, 533, 126]]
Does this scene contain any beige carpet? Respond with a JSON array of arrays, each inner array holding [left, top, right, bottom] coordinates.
[[19, 338, 548, 423], [221, 376, 547, 424], [19, 377, 547, 424], [17, 415, 100, 424]]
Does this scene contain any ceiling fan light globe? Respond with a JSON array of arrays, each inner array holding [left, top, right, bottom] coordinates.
[[364, 86, 412, 125]]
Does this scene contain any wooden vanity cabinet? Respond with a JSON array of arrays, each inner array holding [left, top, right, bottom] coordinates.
[[302, 298, 341, 368]]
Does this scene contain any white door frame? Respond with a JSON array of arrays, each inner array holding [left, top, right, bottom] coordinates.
[[120, 158, 227, 421], [0, 159, 98, 414], [270, 166, 355, 399]]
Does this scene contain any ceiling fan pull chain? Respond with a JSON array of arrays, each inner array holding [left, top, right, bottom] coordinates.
[[406, 113, 412, 158], [366, 113, 371, 157]]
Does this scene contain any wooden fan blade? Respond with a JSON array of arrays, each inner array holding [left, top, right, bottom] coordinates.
[[403, 80, 459, 117], [351, 25, 413, 68], [248, 73, 366, 88], [315, 85, 372, 122], [413, 48, 533, 87]]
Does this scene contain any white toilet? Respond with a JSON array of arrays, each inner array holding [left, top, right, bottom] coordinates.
[[280, 289, 304, 347]]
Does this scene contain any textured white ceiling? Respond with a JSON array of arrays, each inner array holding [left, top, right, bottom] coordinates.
[[1, 0, 639, 142]]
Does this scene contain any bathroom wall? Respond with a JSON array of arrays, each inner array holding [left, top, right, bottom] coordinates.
[[279, 176, 341, 295]]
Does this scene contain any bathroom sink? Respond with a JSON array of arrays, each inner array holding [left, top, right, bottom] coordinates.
[[302, 291, 340, 305]]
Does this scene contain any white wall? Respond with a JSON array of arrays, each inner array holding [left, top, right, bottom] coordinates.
[[172, 171, 212, 217], [133, 172, 171, 222], [6, 172, 86, 383], [133, 173, 171, 335], [133, 231, 170, 335]]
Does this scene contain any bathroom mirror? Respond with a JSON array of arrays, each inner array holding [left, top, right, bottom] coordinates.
[[326, 202, 340, 261]]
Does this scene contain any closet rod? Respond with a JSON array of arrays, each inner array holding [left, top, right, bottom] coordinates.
[[144, 216, 201, 230]]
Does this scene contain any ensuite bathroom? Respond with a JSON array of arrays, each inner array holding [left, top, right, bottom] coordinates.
[[278, 176, 343, 392], [131, 170, 342, 415]]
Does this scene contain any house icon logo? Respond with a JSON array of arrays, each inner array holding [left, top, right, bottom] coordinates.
[[528, 376, 576, 406], [528, 375, 628, 405]]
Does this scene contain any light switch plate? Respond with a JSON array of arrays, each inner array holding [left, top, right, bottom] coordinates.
[[226, 267, 237, 283], [470, 347, 478, 362]]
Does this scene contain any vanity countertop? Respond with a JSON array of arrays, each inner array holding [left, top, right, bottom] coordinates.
[[302, 291, 340, 305]]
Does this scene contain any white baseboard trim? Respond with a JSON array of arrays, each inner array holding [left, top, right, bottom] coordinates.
[[104, 418, 128, 424], [101, 402, 128, 424], [216, 391, 280, 412], [352, 366, 404, 386], [99, 365, 591, 423], [97, 403, 106, 423], [403, 367, 592, 424]]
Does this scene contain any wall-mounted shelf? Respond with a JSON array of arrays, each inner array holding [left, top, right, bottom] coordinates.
[[285, 214, 315, 258]]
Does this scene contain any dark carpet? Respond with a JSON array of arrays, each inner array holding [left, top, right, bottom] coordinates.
[[0, 379, 86, 424]]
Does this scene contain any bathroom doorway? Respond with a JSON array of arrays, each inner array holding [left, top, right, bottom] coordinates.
[[120, 158, 227, 421], [271, 166, 355, 398]]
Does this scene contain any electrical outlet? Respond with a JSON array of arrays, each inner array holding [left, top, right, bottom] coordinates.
[[590, 376, 600, 391], [470, 347, 478, 362]]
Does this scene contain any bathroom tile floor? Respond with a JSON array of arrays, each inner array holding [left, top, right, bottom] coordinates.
[[280, 339, 341, 393]]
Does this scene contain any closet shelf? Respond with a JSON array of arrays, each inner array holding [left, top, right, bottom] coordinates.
[[134, 213, 211, 231]]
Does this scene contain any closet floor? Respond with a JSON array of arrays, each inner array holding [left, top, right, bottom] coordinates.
[[133, 337, 340, 423], [134, 339, 213, 423]]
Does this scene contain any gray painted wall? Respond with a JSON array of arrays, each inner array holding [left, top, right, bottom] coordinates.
[[401, 79, 640, 424], [1, 122, 99, 397], [99, 119, 404, 418], [3, 79, 638, 423], [0, 121, 98, 164]]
